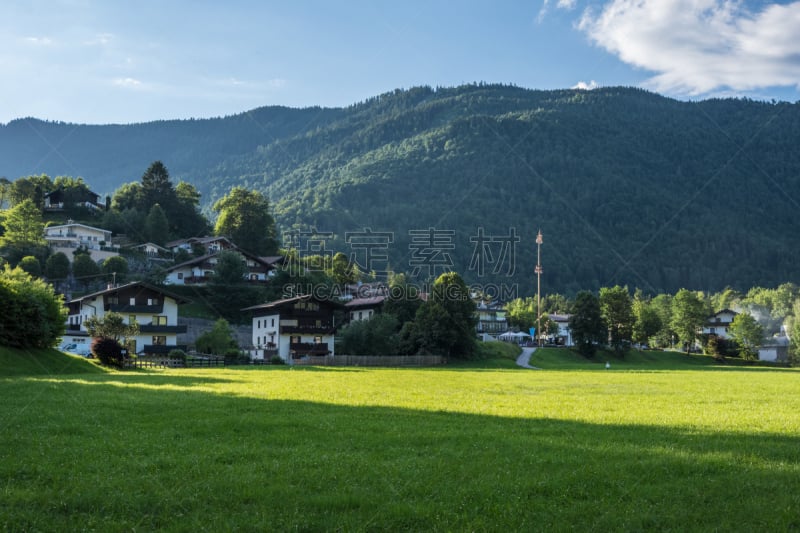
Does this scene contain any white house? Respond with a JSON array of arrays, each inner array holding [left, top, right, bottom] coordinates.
[[44, 221, 119, 263], [703, 309, 738, 340], [65, 281, 190, 355], [346, 295, 386, 322], [243, 295, 343, 363], [549, 313, 573, 346]]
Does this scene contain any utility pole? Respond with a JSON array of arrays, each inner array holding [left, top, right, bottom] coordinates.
[[536, 229, 543, 347]]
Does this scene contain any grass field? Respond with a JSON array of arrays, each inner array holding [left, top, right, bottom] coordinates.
[[2, 346, 799, 531]]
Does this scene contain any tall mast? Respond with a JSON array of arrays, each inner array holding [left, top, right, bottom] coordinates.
[[536, 229, 543, 347]]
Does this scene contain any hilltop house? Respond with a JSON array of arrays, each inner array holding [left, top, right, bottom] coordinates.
[[164, 249, 276, 286], [65, 281, 190, 355], [44, 220, 119, 263], [244, 295, 343, 363], [43, 188, 105, 212], [703, 309, 738, 340], [165, 236, 235, 255]]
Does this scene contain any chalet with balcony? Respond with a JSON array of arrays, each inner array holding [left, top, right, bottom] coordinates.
[[163, 250, 276, 286], [243, 295, 343, 363], [44, 221, 119, 263], [703, 309, 738, 340], [475, 301, 509, 337], [65, 281, 190, 355]]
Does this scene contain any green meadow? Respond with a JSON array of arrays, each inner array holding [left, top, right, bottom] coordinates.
[[2, 346, 799, 531]]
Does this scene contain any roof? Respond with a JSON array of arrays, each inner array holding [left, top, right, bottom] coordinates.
[[345, 296, 386, 308], [259, 255, 285, 266], [68, 281, 192, 305], [164, 250, 275, 273], [242, 294, 344, 313], [549, 313, 571, 322], [45, 222, 110, 233], [165, 235, 233, 249]]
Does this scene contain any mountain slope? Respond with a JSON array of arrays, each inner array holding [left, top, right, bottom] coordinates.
[[2, 84, 799, 294]]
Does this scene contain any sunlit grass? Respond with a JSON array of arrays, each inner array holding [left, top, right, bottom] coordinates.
[[2, 347, 800, 530]]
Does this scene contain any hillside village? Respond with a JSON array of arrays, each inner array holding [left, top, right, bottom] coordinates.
[[0, 164, 796, 367]]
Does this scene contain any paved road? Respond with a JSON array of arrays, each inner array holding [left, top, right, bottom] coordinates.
[[516, 346, 541, 369]]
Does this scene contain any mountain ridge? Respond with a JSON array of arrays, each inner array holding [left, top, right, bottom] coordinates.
[[2, 84, 799, 294]]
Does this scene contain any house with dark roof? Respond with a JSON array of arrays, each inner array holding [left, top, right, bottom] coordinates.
[[44, 187, 105, 212], [164, 250, 276, 285], [64, 281, 191, 355], [345, 295, 386, 322], [703, 309, 738, 340], [165, 236, 235, 255], [243, 295, 344, 363]]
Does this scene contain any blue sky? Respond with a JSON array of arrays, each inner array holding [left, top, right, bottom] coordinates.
[[1, 0, 799, 124]]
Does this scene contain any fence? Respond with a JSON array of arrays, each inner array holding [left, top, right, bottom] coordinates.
[[124, 354, 225, 369], [293, 355, 445, 367]]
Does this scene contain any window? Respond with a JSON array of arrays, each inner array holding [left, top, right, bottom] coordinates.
[[129, 315, 136, 325], [177, 273, 184, 280], [152, 336, 166, 346], [271, 318, 275, 327], [358, 311, 363, 320], [152, 315, 168, 326], [130, 297, 136, 305], [258, 320, 261, 329], [314, 336, 322, 344]]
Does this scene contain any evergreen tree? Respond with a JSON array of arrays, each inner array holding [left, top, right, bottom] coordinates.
[[101, 256, 129, 284], [72, 254, 101, 291], [144, 203, 170, 246]]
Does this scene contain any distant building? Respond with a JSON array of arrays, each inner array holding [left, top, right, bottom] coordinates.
[[475, 301, 508, 337], [346, 295, 386, 321], [703, 309, 738, 340], [549, 313, 573, 346]]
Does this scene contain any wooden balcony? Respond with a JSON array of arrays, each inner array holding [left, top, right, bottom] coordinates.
[[290, 343, 330, 357]]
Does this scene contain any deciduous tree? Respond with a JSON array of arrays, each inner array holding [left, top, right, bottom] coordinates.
[[671, 289, 706, 354], [569, 291, 606, 358], [728, 312, 764, 361], [212, 187, 278, 255], [599, 285, 634, 353]]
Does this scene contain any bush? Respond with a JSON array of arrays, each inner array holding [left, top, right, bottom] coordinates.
[[168, 349, 187, 363], [91, 337, 126, 368], [0, 265, 67, 349], [270, 355, 285, 365]]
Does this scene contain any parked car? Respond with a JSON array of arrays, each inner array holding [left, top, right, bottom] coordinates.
[[61, 343, 92, 357]]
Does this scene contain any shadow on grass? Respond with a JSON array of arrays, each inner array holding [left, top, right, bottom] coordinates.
[[2, 376, 799, 531]]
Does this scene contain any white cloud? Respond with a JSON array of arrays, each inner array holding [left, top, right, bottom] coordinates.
[[572, 80, 598, 90], [83, 33, 113, 46], [578, 0, 800, 95], [113, 77, 143, 89], [24, 36, 53, 46], [538, 0, 578, 22]]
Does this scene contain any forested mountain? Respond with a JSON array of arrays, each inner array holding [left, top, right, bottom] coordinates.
[[3, 84, 800, 295]]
